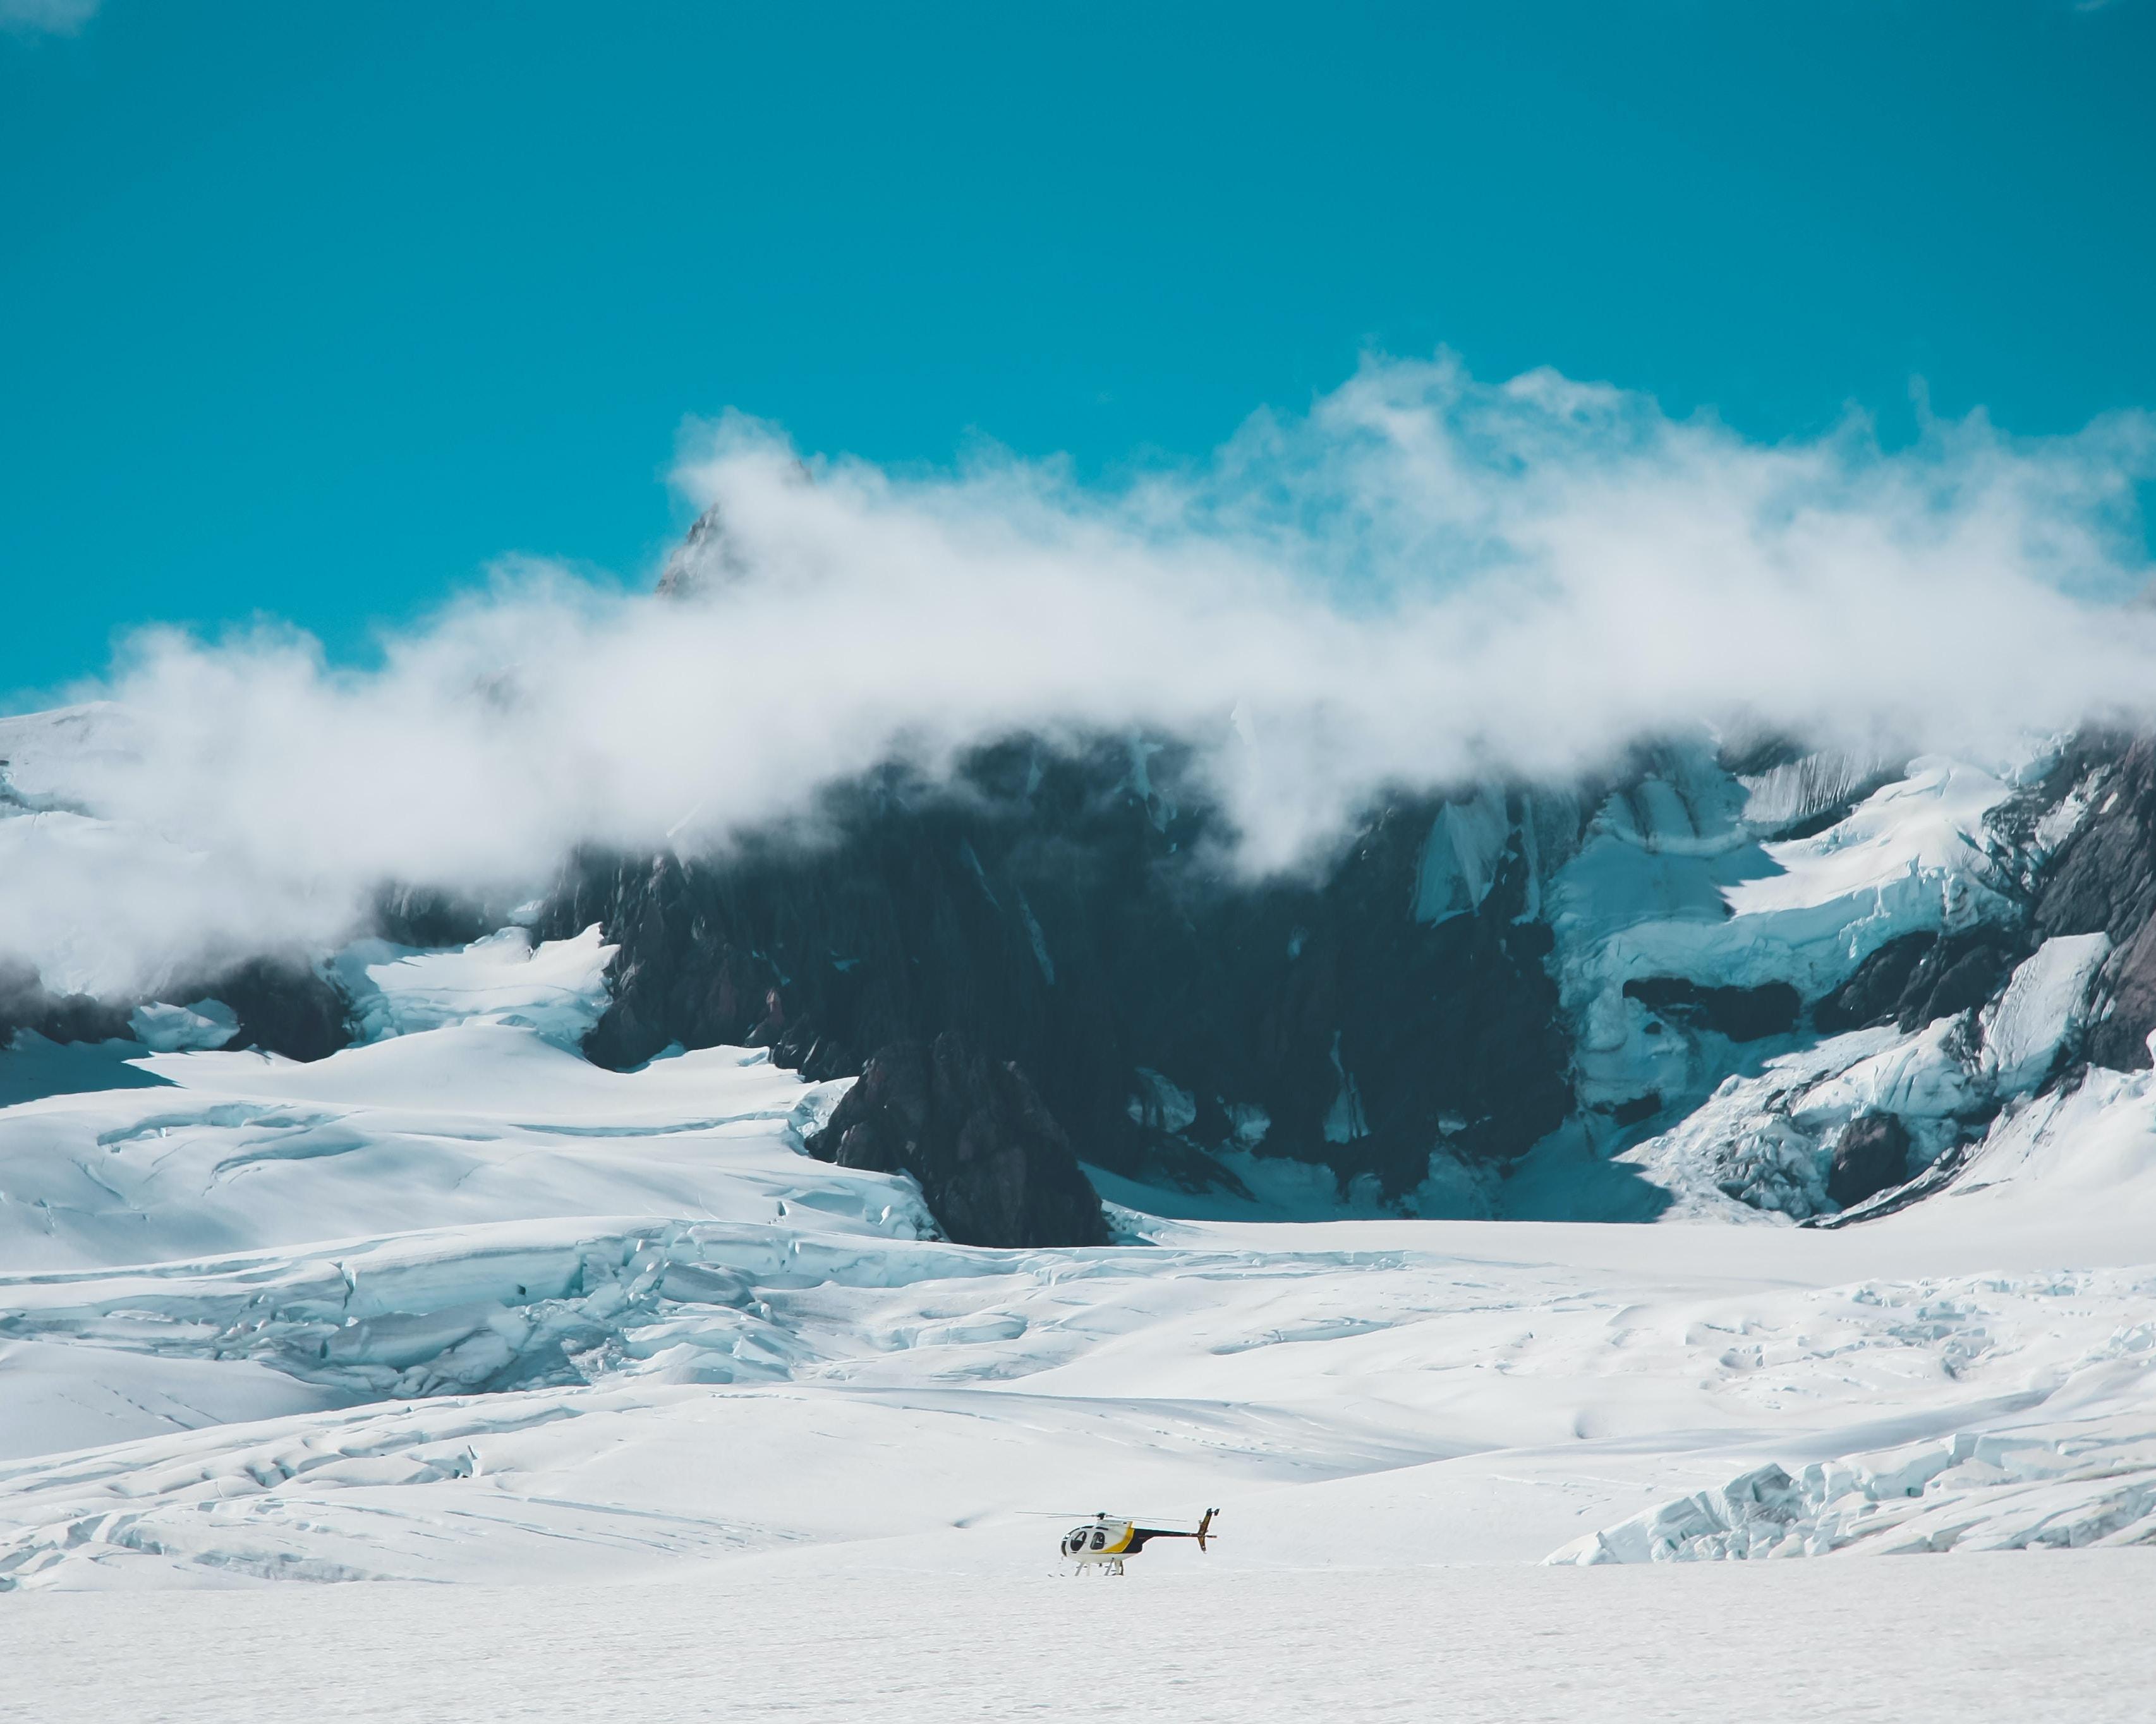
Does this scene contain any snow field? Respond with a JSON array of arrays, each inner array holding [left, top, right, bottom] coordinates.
[[0, 768, 2153, 1714], [8, 1179, 2156, 1586], [6, 1552, 2154, 1723], [6, 930, 2156, 1595], [0, 1022, 898, 1277]]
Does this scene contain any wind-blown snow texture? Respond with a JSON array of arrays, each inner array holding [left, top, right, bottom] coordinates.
[[3, 709, 2156, 1716]]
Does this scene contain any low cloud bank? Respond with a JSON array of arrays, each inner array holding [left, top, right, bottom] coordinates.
[[8, 355, 2156, 994]]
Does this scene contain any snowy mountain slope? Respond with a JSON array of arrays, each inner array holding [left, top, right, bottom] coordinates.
[[1547, 750, 2023, 1130], [1546, 1064, 2156, 1562], [1591, 933, 2114, 1224], [3, 964, 2156, 1589], [0, 700, 2121, 1231], [0, 706, 2153, 1601], [0, 1023, 905, 1278]]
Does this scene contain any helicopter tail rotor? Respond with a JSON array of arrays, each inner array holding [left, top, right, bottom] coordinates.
[[1197, 1508, 1218, 1552]]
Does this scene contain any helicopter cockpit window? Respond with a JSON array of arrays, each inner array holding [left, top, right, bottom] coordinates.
[[1091, 1529, 1106, 1550]]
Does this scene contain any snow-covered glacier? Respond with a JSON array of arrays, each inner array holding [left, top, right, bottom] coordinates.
[[4, 709, 2156, 1720], [8, 995, 2156, 1594]]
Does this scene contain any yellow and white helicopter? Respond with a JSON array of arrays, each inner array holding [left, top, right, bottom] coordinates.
[[1059, 1509, 1218, 1576]]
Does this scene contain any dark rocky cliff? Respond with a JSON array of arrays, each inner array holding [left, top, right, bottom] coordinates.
[[2028, 733, 2156, 1069], [804, 1031, 1110, 1248], [532, 721, 2156, 1239], [537, 737, 1575, 1212], [0, 953, 349, 1063]]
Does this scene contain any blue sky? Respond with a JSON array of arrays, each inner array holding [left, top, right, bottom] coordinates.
[[3, 0, 2152, 705]]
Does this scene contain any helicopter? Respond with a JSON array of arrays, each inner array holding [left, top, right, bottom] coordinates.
[[1060, 1509, 1218, 1576]]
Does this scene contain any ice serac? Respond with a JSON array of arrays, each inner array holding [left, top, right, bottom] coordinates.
[[804, 1032, 1108, 1248], [1978, 934, 2111, 1094], [127, 998, 239, 1053], [1542, 744, 2020, 1145], [1733, 746, 1898, 838], [329, 924, 614, 1049], [1552, 1414, 2156, 1564]]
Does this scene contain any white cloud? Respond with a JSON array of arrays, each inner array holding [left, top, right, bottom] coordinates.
[[7, 354, 2156, 994], [0, 0, 100, 36]]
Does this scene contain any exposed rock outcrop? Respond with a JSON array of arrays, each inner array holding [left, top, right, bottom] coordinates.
[[0, 960, 131, 1047], [804, 1033, 1108, 1248], [1827, 1112, 1911, 1209], [1623, 978, 1800, 1042], [369, 884, 499, 951], [1814, 931, 2018, 1037], [185, 955, 352, 1062], [2031, 734, 2156, 1069], [0, 954, 351, 1064], [540, 737, 1573, 1199], [655, 503, 748, 600]]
